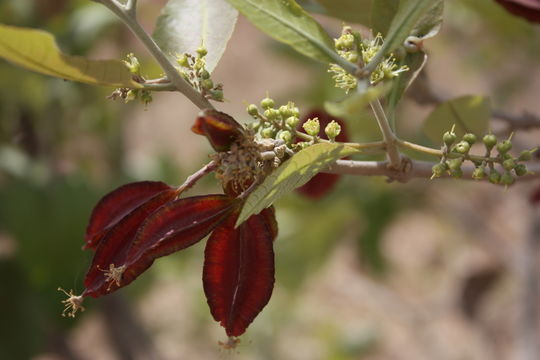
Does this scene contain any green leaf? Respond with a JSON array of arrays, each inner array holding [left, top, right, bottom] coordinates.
[[371, 0, 438, 62], [237, 143, 358, 226], [0, 24, 141, 88], [423, 95, 491, 143], [387, 51, 427, 119], [324, 82, 391, 118], [371, 0, 400, 37], [153, 0, 238, 73], [225, 0, 338, 64], [314, 0, 372, 26], [410, 0, 444, 40]]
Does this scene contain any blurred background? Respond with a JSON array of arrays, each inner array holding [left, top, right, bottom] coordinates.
[[1, 0, 540, 359]]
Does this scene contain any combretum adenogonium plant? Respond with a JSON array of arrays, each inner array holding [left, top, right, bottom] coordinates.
[[2, 0, 540, 348]]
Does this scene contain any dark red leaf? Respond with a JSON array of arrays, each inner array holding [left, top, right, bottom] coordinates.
[[84, 181, 173, 250], [83, 189, 177, 298], [192, 109, 245, 152], [260, 206, 279, 241], [296, 110, 349, 199], [125, 195, 238, 267], [495, 0, 540, 23], [531, 186, 540, 204], [203, 211, 275, 337]]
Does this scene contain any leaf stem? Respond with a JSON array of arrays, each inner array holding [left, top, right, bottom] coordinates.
[[94, 0, 214, 110], [370, 99, 401, 168], [175, 161, 218, 195]]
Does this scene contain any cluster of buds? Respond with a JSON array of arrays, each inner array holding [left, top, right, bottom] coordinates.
[[108, 53, 153, 106], [431, 126, 536, 186], [176, 47, 224, 102], [360, 34, 409, 85]]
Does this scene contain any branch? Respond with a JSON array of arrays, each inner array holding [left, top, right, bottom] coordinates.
[[93, 0, 213, 110], [175, 161, 217, 195], [324, 158, 540, 182], [370, 99, 402, 169]]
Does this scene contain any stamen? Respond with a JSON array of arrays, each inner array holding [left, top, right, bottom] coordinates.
[[218, 336, 240, 350], [58, 288, 85, 318], [98, 264, 126, 291]]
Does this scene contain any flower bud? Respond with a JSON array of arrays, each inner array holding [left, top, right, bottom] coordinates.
[[488, 170, 501, 184], [502, 158, 516, 171], [177, 54, 189, 67], [279, 105, 292, 118], [496, 140, 512, 154], [196, 47, 207, 57], [247, 104, 259, 116], [261, 97, 275, 109], [278, 130, 292, 144], [515, 164, 528, 177], [472, 166, 486, 180], [443, 131, 457, 147], [447, 158, 463, 171], [302, 118, 320, 137], [200, 69, 210, 80], [431, 163, 447, 178], [201, 79, 214, 90], [483, 134, 497, 150], [285, 116, 299, 129], [454, 141, 470, 154], [261, 126, 276, 139], [463, 133, 477, 145], [324, 120, 342, 141], [450, 169, 463, 178], [500, 171, 515, 186], [210, 89, 223, 101], [264, 109, 279, 121], [518, 150, 533, 161]]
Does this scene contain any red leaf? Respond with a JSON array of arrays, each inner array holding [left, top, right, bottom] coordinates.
[[495, 0, 540, 23], [203, 211, 275, 337], [192, 110, 245, 152], [261, 206, 279, 241], [84, 181, 173, 250], [83, 189, 177, 298], [296, 110, 349, 199], [124, 195, 238, 269]]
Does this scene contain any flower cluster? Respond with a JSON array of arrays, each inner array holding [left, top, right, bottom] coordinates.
[[431, 126, 536, 186], [176, 47, 224, 102]]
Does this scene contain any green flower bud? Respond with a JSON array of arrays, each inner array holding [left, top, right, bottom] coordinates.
[[125, 89, 137, 102], [345, 52, 359, 63], [210, 89, 223, 101], [302, 118, 320, 137], [431, 163, 447, 178], [472, 166, 486, 180], [278, 130, 292, 143], [324, 120, 342, 141], [285, 116, 299, 129], [483, 134, 497, 150], [341, 34, 355, 48], [514, 164, 528, 177], [247, 104, 259, 116], [500, 171, 515, 186], [201, 79, 214, 90], [261, 97, 275, 109], [488, 170, 501, 185], [124, 53, 140, 74], [196, 47, 208, 57], [454, 141, 471, 154], [263, 109, 279, 120], [496, 140, 512, 154], [261, 126, 276, 139], [200, 69, 210, 80], [463, 133, 477, 145], [502, 158, 516, 171], [447, 158, 463, 171], [443, 131, 457, 147], [518, 150, 533, 161], [177, 54, 189, 67], [279, 105, 293, 118]]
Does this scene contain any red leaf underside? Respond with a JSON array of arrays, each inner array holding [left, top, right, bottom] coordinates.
[[203, 212, 275, 337], [83, 189, 177, 297], [192, 110, 244, 151], [124, 195, 237, 270], [496, 0, 540, 22], [84, 181, 173, 250]]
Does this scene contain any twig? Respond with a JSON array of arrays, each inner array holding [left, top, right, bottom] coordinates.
[[324, 158, 540, 182], [93, 0, 214, 110], [175, 161, 217, 195], [370, 99, 402, 169]]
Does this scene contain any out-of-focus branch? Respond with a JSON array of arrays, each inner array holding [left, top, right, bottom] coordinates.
[[408, 72, 540, 131]]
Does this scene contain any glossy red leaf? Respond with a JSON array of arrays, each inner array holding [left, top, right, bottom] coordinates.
[[84, 181, 173, 250], [203, 211, 275, 337], [260, 206, 278, 241], [83, 189, 177, 298], [123, 195, 238, 275], [192, 109, 245, 152], [296, 110, 349, 199], [495, 0, 540, 23]]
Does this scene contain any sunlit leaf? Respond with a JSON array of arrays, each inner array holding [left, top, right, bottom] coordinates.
[[0, 24, 141, 87], [237, 143, 359, 225], [423, 95, 491, 143], [153, 0, 238, 72], [225, 0, 338, 64], [203, 212, 275, 337], [411, 0, 444, 40]]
